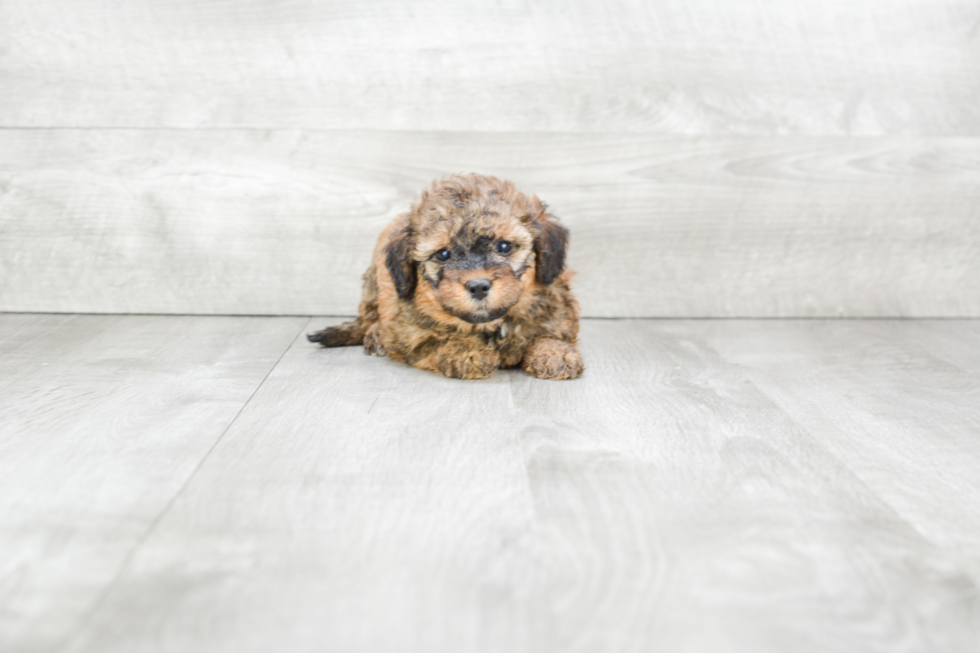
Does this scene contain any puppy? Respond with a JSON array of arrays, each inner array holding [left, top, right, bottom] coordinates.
[[308, 173, 583, 380]]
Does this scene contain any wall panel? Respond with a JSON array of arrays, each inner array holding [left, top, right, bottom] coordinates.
[[1, 0, 977, 134], [2, 130, 977, 316]]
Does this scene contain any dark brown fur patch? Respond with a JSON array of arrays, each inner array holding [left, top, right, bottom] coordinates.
[[533, 213, 569, 286], [385, 228, 416, 300]]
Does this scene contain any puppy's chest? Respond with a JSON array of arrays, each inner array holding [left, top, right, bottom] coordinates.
[[476, 319, 534, 362]]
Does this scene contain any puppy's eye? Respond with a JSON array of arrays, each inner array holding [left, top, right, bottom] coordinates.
[[434, 248, 452, 262], [495, 240, 513, 254]]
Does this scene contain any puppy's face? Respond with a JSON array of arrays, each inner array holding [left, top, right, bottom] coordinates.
[[415, 217, 532, 323], [385, 175, 568, 326]]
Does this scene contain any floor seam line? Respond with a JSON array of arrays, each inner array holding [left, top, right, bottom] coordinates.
[[53, 317, 312, 653]]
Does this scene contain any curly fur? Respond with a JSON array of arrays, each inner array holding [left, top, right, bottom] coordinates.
[[308, 173, 583, 380]]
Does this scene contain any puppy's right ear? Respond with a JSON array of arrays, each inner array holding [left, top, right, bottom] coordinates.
[[385, 228, 417, 300]]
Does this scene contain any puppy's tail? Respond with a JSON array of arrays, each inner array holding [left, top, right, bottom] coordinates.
[[307, 319, 366, 347]]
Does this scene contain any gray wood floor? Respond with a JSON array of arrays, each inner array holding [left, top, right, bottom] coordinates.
[[2, 314, 979, 653]]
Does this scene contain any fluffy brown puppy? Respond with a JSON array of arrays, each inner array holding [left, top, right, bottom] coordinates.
[[308, 173, 583, 380]]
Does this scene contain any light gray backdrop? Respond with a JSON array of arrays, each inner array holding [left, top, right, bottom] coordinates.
[[1, 0, 977, 317]]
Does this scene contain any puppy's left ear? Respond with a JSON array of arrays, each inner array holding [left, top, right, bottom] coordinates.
[[385, 228, 417, 300], [532, 209, 569, 286]]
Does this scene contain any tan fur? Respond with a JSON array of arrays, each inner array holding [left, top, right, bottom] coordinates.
[[308, 174, 583, 380]]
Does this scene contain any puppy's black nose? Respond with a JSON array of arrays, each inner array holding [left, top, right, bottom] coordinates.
[[465, 278, 491, 300]]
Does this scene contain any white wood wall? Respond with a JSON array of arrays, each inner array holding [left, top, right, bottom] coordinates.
[[1, 0, 978, 316]]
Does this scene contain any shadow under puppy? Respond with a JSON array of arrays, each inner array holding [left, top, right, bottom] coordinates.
[[309, 173, 583, 380]]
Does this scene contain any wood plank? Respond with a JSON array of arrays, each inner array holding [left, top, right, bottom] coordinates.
[[0, 314, 307, 653], [62, 319, 980, 653], [1, 0, 977, 134], [699, 319, 980, 586], [2, 130, 978, 317], [61, 317, 538, 653]]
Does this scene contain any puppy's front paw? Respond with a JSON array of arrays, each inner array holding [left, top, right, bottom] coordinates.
[[362, 324, 386, 357], [435, 347, 500, 380], [521, 338, 584, 380]]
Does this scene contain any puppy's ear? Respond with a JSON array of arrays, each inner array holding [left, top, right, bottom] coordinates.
[[385, 228, 417, 300], [533, 211, 569, 286]]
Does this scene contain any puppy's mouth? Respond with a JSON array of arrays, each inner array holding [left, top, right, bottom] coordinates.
[[447, 305, 511, 324]]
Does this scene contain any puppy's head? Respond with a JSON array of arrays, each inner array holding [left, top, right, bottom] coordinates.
[[386, 174, 568, 325]]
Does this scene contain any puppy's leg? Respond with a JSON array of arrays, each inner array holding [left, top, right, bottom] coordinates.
[[309, 264, 380, 349], [307, 319, 366, 347], [362, 323, 386, 356], [521, 337, 584, 380], [417, 340, 501, 380]]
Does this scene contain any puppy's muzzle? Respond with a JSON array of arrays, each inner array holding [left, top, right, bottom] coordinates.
[[465, 278, 491, 301]]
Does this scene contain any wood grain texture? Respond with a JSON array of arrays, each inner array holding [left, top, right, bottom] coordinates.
[[55, 318, 980, 653], [0, 314, 307, 653], [1, 0, 978, 134], [2, 130, 978, 317], [62, 317, 539, 653], [700, 320, 980, 585]]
